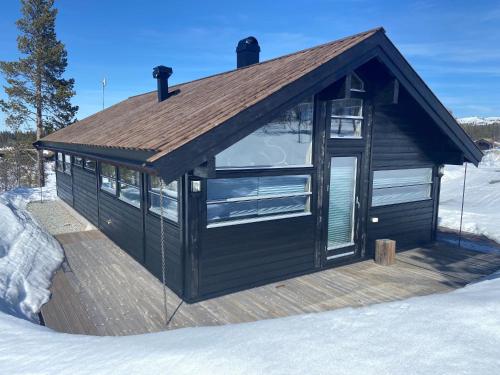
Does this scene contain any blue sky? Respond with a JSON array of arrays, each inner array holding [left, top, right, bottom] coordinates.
[[1, 0, 499, 130]]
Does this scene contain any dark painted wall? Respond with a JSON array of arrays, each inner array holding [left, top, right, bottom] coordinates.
[[55, 162, 184, 298], [144, 213, 183, 295], [98, 191, 144, 262], [366, 88, 452, 255], [56, 170, 73, 205], [72, 167, 98, 226], [198, 215, 316, 297]]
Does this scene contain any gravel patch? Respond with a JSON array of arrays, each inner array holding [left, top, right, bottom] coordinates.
[[27, 200, 93, 235]]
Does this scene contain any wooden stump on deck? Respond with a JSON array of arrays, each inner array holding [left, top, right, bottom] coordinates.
[[375, 239, 396, 266]]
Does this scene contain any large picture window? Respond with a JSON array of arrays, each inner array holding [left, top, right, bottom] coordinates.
[[207, 175, 311, 226], [372, 168, 433, 207], [118, 168, 141, 208], [149, 176, 178, 222], [100, 163, 117, 195], [330, 98, 363, 139], [215, 97, 314, 169]]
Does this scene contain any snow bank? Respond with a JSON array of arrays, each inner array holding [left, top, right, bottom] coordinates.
[[1, 271, 500, 374], [439, 150, 500, 243], [0, 163, 63, 321]]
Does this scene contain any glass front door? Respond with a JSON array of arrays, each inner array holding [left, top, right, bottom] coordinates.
[[326, 156, 359, 260]]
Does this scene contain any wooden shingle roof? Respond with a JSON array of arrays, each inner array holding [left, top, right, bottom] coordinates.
[[40, 28, 382, 160]]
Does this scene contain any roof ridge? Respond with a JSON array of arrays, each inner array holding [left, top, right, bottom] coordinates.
[[128, 27, 384, 99]]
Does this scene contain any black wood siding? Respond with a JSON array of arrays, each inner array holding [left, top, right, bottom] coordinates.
[[72, 167, 98, 226], [56, 170, 73, 206], [55, 162, 185, 298], [144, 213, 183, 296], [98, 191, 144, 262], [197, 215, 316, 297], [367, 200, 434, 254], [366, 91, 446, 255]]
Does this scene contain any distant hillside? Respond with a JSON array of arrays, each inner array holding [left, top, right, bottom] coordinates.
[[456, 117, 499, 142], [457, 117, 500, 126]]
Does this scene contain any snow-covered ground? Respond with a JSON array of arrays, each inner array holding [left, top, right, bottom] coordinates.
[[0, 270, 499, 374], [439, 150, 500, 244], [457, 116, 500, 125], [1, 162, 500, 374], [0, 163, 63, 321]]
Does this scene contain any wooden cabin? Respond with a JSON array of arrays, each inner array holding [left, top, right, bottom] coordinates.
[[35, 28, 482, 302]]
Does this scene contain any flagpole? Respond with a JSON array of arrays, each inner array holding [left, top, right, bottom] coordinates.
[[102, 77, 107, 110]]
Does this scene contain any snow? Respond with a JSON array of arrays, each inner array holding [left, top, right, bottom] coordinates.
[[0, 163, 63, 321], [0, 164, 499, 374], [439, 150, 500, 243], [457, 116, 500, 125], [0, 271, 499, 374]]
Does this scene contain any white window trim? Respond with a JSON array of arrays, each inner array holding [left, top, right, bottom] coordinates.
[[215, 164, 314, 171], [148, 177, 179, 222], [207, 212, 311, 228], [371, 168, 433, 207], [207, 191, 312, 204]]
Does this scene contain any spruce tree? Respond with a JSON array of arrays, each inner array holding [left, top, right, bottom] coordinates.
[[0, 0, 78, 186]]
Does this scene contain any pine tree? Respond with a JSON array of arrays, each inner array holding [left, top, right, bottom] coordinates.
[[0, 0, 78, 186]]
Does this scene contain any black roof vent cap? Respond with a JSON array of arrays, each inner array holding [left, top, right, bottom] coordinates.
[[236, 36, 260, 68], [153, 66, 173, 102]]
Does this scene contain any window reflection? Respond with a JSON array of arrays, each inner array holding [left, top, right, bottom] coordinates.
[[330, 98, 363, 139], [216, 98, 314, 169], [149, 176, 178, 222], [207, 175, 311, 225], [118, 167, 141, 208], [372, 168, 433, 206]]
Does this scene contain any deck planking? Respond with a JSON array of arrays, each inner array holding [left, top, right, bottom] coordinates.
[[40, 229, 500, 336]]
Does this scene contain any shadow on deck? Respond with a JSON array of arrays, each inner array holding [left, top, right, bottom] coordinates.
[[39, 228, 500, 336]]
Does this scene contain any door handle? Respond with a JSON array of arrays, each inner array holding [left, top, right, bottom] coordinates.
[[356, 196, 360, 208]]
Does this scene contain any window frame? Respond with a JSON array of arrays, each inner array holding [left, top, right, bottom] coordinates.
[[205, 96, 318, 228], [56, 152, 64, 172], [99, 163, 118, 196], [215, 96, 315, 170], [147, 176, 179, 223], [84, 158, 96, 172], [63, 154, 72, 175], [371, 166, 434, 207], [73, 156, 83, 168], [329, 98, 364, 140], [206, 172, 313, 227], [117, 167, 141, 208]]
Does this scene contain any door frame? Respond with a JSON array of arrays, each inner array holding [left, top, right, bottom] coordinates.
[[321, 151, 364, 265]]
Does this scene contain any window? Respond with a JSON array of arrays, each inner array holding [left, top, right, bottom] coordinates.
[[328, 157, 357, 250], [84, 158, 96, 172], [215, 97, 314, 169], [56, 152, 64, 172], [207, 175, 311, 226], [73, 156, 83, 167], [372, 168, 433, 207], [118, 167, 141, 208], [64, 154, 72, 175], [100, 163, 117, 195], [350, 72, 365, 92], [330, 98, 363, 139], [149, 176, 178, 222]]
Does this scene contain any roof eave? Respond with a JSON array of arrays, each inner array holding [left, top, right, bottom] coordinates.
[[34, 140, 158, 173], [375, 35, 483, 166]]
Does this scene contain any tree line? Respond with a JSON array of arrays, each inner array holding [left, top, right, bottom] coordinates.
[[0, 0, 77, 192], [459, 123, 500, 142]]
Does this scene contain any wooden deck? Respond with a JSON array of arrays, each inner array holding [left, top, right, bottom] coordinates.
[[41, 229, 500, 336]]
